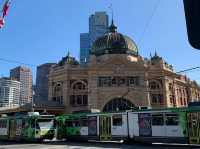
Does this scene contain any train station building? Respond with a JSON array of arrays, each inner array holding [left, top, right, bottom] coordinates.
[[48, 21, 200, 113]]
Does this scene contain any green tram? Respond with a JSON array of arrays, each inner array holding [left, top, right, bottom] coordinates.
[[56, 113, 88, 141], [55, 106, 200, 144], [1, 106, 200, 144], [0, 112, 55, 141]]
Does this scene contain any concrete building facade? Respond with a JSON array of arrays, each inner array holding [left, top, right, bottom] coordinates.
[[49, 22, 200, 114], [10, 66, 32, 105], [35, 63, 55, 101], [0, 77, 20, 107]]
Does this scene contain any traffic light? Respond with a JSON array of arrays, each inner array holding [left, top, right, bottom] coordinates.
[[184, 0, 200, 50]]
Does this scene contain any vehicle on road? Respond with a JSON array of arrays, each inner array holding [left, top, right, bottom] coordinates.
[[0, 112, 55, 141]]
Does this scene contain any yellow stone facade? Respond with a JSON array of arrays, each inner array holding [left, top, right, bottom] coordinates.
[[48, 52, 200, 113], [48, 23, 200, 114]]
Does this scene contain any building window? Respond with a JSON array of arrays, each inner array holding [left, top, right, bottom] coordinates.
[[184, 98, 187, 106], [103, 98, 135, 112], [180, 97, 183, 105], [53, 83, 63, 104], [70, 95, 88, 106], [70, 95, 76, 105], [77, 95, 82, 104], [151, 94, 163, 105], [128, 77, 139, 86], [152, 94, 157, 103], [118, 77, 126, 86], [111, 78, 117, 85], [83, 95, 88, 105], [168, 83, 173, 91], [149, 81, 161, 90], [169, 94, 176, 106], [72, 82, 86, 90], [52, 97, 56, 101], [98, 76, 139, 87], [98, 77, 111, 87]]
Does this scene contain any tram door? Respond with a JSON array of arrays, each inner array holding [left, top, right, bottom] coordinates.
[[99, 115, 111, 141], [188, 112, 200, 144], [9, 119, 16, 140]]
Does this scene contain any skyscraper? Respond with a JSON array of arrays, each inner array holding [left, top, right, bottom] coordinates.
[[35, 63, 55, 101], [0, 77, 20, 107], [80, 33, 90, 64], [80, 11, 109, 65], [89, 12, 109, 45], [10, 66, 32, 105]]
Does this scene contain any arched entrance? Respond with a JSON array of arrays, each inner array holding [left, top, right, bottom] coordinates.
[[102, 97, 136, 112]]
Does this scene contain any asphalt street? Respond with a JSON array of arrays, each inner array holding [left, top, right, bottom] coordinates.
[[0, 141, 197, 149]]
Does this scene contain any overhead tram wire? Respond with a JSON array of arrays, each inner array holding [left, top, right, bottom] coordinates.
[[176, 66, 200, 74], [146, 66, 200, 82], [0, 57, 37, 67], [138, 0, 161, 45]]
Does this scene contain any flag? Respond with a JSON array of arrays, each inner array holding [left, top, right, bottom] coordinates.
[[2, 0, 10, 18], [0, 17, 5, 28]]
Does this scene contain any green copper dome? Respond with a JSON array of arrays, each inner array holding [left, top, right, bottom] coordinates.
[[90, 21, 138, 56], [58, 52, 79, 66]]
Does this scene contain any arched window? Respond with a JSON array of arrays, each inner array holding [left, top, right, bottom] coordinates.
[[149, 81, 161, 90], [53, 83, 63, 104], [103, 98, 135, 112], [70, 81, 88, 106], [151, 94, 164, 105], [72, 82, 86, 90]]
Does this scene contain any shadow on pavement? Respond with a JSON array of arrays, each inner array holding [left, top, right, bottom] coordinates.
[[0, 140, 197, 149]]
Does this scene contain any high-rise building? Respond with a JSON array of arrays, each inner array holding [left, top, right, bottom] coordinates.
[[0, 77, 20, 107], [80, 33, 90, 64], [10, 66, 32, 105], [35, 63, 55, 101], [80, 12, 109, 65], [89, 12, 109, 45]]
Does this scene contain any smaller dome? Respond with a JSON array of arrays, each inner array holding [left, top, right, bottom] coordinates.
[[90, 21, 138, 56], [58, 52, 79, 66]]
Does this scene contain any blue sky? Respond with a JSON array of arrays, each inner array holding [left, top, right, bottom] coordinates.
[[0, 0, 200, 84]]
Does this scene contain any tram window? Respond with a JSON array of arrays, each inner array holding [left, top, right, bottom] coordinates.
[[165, 114, 179, 126], [66, 120, 80, 127], [31, 120, 35, 128], [0, 120, 6, 128], [81, 119, 88, 126], [22, 120, 25, 128], [112, 115, 122, 126], [66, 120, 73, 127], [0, 120, 2, 128], [36, 122, 40, 129], [74, 120, 80, 127], [152, 114, 164, 126]]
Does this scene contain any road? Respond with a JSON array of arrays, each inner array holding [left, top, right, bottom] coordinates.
[[0, 141, 197, 149]]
